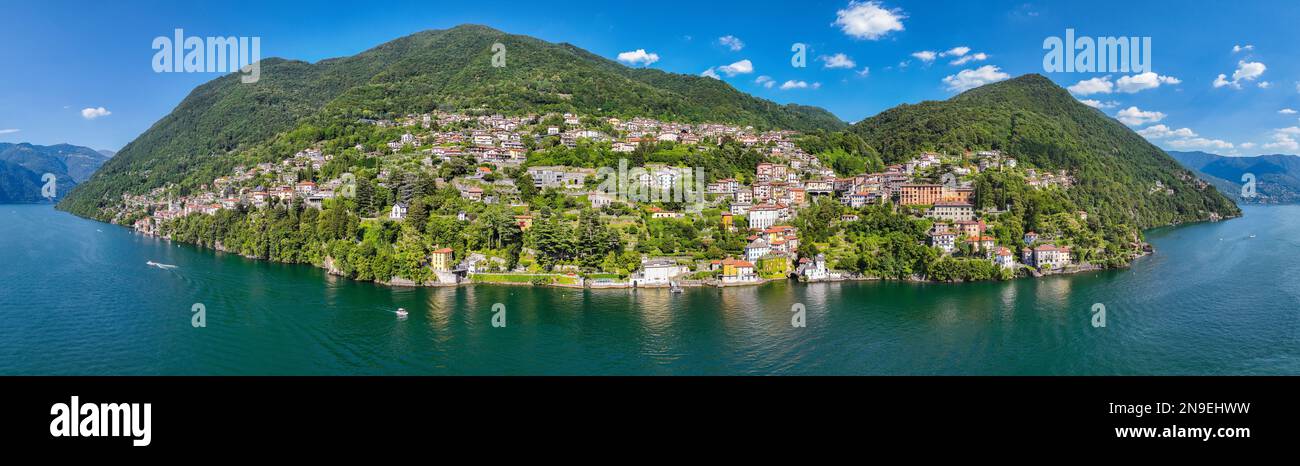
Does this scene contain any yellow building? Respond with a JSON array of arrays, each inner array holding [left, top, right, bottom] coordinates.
[[431, 248, 454, 272]]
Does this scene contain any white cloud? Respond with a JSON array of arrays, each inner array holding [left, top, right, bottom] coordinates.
[[780, 80, 820, 90], [1167, 137, 1234, 151], [0, 128, 19, 135], [717, 59, 754, 76], [755, 75, 775, 89], [834, 1, 906, 40], [1258, 81, 1272, 89], [1215, 60, 1267, 89], [1233, 44, 1254, 53], [950, 52, 988, 66], [1239, 61, 1269, 81], [1241, 142, 1257, 149], [1280, 109, 1297, 115], [1069, 73, 1176, 95], [940, 46, 970, 57], [718, 35, 745, 52], [856, 66, 871, 77], [1115, 72, 1180, 93], [1079, 99, 1119, 109], [1137, 124, 1197, 139], [1068, 76, 1115, 95], [81, 107, 111, 119], [911, 51, 936, 63], [1137, 123, 1237, 152], [701, 68, 720, 79], [616, 49, 660, 66], [821, 53, 857, 69], [941, 65, 1010, 92], [1116, 106, 1166, 126], [1264, 127, 1300, 152]]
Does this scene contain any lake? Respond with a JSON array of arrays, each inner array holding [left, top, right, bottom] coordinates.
[[1, 204, 1297, 375]]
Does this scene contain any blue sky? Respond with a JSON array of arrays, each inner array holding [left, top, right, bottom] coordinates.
[[2, 0, 1298, 156]]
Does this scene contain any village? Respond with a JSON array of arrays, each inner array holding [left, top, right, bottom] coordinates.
[[120, 109, 1087, 288]]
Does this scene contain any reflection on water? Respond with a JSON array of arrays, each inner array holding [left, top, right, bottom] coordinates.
[[2, 205, 1300, 375]]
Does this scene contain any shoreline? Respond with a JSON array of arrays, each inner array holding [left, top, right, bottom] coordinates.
[[128, 226, 1155, 290]]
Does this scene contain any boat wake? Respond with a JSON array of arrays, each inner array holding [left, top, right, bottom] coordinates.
[[146, 261, 178, 270]]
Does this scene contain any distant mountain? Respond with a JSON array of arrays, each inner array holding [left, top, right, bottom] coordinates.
[[1169, 150, 1300, 204], [97, 149, 117, 158], [850, 74, 1239, 229], [61, 24, 846, 220], [0, 143, 112, 203]]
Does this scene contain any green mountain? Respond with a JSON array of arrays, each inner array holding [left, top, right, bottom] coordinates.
[[0, 142, 111, 203], [60, 24, 845, 220], [851, 74, 1240, 229], [1169, 150, 1300, 204]]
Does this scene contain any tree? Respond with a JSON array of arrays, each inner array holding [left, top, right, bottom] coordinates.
[[406, 200, 429, 233], [516, 172, 539, 201], [355, 177, 375, 217], [528, 212, 574, 270]]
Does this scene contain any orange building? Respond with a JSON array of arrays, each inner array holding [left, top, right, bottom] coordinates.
[[898, 184, 943, 206], [941, 186, 974, 204]]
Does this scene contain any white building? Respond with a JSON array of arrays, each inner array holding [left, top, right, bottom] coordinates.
[[747, 204, 784, 230], [390, 203, 408, 220], [1030, 244, 1071, 269], [803, 254, 830, 281], [927, 202, 975, 222], [929, 231, 957, 253], [631, 258, 688, 287], [745, 238, 771, 262], [994, 247, 1016, 269]]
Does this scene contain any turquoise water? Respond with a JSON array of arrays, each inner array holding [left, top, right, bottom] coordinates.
[[1, 204, 1298, 375]]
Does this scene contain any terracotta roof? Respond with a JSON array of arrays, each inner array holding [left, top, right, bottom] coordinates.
[[722, 258, 754, 268]]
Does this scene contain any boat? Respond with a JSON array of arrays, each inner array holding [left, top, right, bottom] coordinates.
[[670, 282, 684, 294], [395, 308, 409, 317]]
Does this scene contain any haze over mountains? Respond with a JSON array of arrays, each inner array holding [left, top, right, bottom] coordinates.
[[1170, 150, 1300, 204], [61, 25, 1237, 230], [0, 143, 112, 203]]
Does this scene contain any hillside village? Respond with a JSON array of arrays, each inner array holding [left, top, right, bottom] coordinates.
[[119, 109, 1104, 288]]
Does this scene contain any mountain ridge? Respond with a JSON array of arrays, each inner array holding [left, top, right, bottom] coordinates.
[[1169, 150, 1300, 203], [850, 74, 1239, 230], [60, 24, 845, 219], [0, 142, 111, 203]]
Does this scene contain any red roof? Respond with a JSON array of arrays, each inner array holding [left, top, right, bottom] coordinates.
[[721, 258, 754, 268]]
